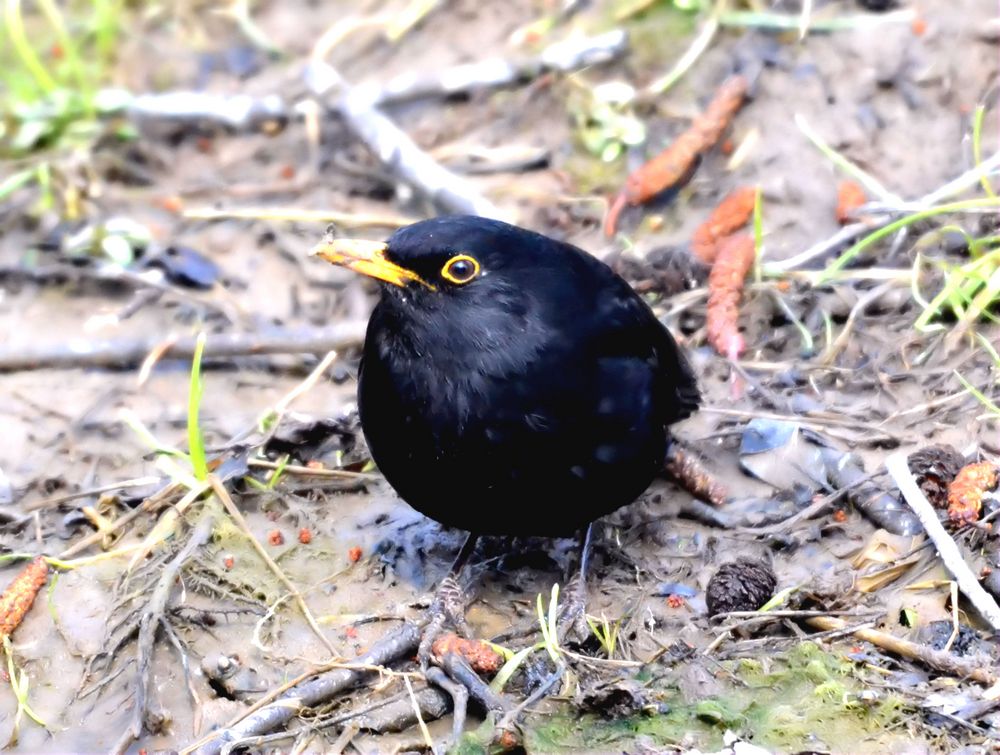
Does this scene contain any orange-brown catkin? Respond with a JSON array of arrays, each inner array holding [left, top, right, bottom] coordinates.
[[691, 187, 757, 264], [431, 632, 503, 675], [706, 233, 755, 359], [947, 461, 998, 524], [0, 556, 49, 640], [604, 75, 749, 237]]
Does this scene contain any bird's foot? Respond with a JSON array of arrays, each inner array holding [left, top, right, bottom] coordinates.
[[555, 572, 590, 645], [417, 575, 472, 669]]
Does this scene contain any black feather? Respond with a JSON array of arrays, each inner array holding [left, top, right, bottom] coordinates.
[[357, 216, 699, 535]]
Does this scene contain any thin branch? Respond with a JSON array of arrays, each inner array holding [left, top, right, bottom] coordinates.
[[806, 615, 996, 685], [305, 58, 505, 219], [886, 453, 1000, 631], [192, 622, 422, 755], [0, 324, 366, 373]]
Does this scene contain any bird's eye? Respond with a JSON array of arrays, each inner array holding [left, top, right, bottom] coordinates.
[[440, 254, 480, 285]]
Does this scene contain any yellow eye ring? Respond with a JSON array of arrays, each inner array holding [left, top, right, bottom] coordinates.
[[441, 254, 480, 285]]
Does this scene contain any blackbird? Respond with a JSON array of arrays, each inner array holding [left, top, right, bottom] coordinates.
[[312, 215, 699, 537]]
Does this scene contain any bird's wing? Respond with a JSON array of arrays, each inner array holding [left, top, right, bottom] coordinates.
[[587, 280, 701, 425]]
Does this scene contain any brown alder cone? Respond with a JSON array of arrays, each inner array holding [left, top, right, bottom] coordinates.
[[604, 75, 749, 236], [947, 461, 998, 524], [0, 556, 49, 640], [706, 233, 755, 359], [690, 186, 757, 264]]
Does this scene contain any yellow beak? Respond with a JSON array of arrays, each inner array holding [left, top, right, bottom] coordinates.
[[309, 237, 432, 289]]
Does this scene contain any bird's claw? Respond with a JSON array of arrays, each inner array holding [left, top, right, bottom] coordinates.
[[418, 575, 471, 669]]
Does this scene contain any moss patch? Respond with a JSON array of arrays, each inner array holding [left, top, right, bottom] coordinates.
[[519, 642, 912, 753]]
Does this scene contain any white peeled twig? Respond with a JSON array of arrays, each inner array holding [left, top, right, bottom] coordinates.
[[129, 91, 287, 132], [302, 31, 627, 219], [306, 58, 506, 219], [763, 222, 871, 273], [886, 452, 1000, 631], [345, 30, 626, 109]]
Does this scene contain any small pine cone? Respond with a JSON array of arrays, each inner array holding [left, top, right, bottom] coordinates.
[[907, 445, 966, 509], [705, 558, 777, 617]]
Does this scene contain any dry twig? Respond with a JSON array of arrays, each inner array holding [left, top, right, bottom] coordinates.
[[110, 507, 217, 755], [192, 622, 422, 755], [0, 325, 366, 373], [886, 453, 1000, 630], [806, 615, 996, 685]]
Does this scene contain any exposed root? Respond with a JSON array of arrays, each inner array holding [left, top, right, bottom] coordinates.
[[423, 666, 468, 743], [438, 651, 511, 716], [109, 506, 217, 755], [555, 572, 589, 645], [192, 621, 423, 755]]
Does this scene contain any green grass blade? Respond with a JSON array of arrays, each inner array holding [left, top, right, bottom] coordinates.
[[0, 169, 36, 203], [4, 0, 58, 93], [646, 4, 720, 95], [817, 197, 1000, 283], [187, 332, 209, 480], [752, 185, 764, 282], [36, 0, 91, 109], [976, 332, 1000, 368], [795, 113, 898, 202], [955, 371, 1000, 418], [973, 105, 996, 199], [490, 642, 543, 693]]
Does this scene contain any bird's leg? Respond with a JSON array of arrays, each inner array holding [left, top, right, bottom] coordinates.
[[556, 523, 593, 644], [417, 531, 478, 668]]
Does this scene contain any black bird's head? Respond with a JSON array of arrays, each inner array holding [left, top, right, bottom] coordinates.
[[310, 216, 592, 361], [310, 215, 553, 302], [311, 214, 699, 424]]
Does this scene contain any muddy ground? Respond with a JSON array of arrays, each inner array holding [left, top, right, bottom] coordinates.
[[1, 0, 999, 753]]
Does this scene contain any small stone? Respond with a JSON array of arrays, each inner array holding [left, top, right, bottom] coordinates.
[[856, 0, 896, 10]]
